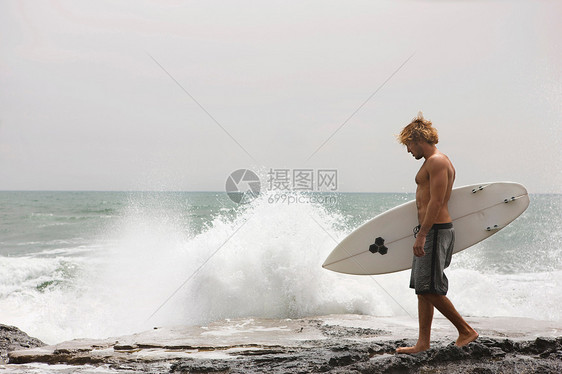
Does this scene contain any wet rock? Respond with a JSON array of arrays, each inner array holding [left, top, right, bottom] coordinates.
[[168, 338, 562, 374], [170, 360, 230, 374], [316, 322, 390, 339], [347, 339, 562, 374], [0, 324, 45, 364], [5, 316, 562, 373]]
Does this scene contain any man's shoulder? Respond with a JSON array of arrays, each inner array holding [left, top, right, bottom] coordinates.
[[427, 152, 450, 164], [426, 152, 452, 171]]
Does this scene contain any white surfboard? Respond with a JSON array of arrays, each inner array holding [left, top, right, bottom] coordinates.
[[322, 182, 529, 275]]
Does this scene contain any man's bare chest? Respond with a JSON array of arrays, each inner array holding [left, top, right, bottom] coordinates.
[[415, 164, 429, 187]]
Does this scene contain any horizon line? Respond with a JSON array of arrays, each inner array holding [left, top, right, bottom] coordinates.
[[0, 189, 559, 195]]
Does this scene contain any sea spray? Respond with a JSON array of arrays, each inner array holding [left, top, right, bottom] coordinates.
[[92, 191, 408, 336], [0, 191, 560, 344]]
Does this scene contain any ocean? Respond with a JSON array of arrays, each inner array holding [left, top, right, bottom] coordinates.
[[1, 191, 561, 345]]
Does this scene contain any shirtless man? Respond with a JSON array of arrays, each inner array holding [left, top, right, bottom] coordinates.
[[396, 113, 478, 354]]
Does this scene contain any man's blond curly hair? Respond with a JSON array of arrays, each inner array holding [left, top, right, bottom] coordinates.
[[397, 112, 439, 145]]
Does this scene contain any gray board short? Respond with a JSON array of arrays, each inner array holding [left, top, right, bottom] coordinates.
[[410, 222, 455, 295]]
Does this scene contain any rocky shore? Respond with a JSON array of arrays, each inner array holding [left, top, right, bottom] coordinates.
[[0, 324, 45, 365], [2, 315, 562, 373]]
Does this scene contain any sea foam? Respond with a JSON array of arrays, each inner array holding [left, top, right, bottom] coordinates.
[[1, 192, 560, 344]]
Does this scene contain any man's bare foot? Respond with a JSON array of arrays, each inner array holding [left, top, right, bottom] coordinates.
[[455, 329, 478, 347], [396, 343, 430, 354]]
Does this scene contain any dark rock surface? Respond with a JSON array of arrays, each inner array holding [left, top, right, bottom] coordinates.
[[4, 315, 562, 373], [0, 324, 45, 364], [168, 336, 562, 374]]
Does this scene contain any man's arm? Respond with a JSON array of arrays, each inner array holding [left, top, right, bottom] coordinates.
[[413, 157, 449, 257]]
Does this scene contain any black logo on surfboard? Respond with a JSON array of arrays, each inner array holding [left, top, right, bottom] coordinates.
[[369, 237, 388, 255]]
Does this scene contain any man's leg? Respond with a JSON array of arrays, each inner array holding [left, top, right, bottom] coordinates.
[[396, 295, 434, 353], [422, 293, 478, 346]]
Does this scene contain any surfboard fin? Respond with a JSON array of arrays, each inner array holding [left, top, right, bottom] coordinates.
[[471, 184, 490, 193]]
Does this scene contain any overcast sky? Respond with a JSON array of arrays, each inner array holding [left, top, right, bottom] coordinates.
[[1, 0, 560, 193]]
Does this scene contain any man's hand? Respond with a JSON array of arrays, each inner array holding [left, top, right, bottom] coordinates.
[[413, 234, 426, 257]]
